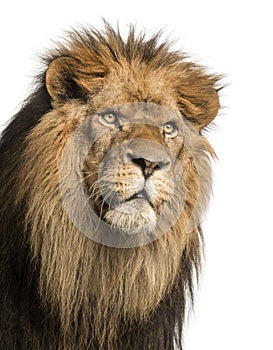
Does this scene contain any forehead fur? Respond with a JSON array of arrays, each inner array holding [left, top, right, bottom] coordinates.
[[45, 23, 220, 127]]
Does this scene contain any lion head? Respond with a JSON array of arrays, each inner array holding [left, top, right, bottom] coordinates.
[[0, 23, 220, 350]]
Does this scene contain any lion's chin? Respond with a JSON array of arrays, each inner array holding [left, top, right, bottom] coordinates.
[[103, 198, 157, 234]]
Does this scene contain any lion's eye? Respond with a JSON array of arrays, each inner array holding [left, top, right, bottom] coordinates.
[[163, 122, 178, 137], [101, 112, 117, 124]]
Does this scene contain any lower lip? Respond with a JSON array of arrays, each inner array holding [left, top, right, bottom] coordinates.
[[128, 193, 149, 202], [126, 197, 153, 210], [134, 194, 146, 200]]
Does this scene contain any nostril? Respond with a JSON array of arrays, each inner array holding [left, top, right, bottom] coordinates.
[[132, 158, 147, 170], [157, 160, 171, 169], [127, 152, 134, 161]]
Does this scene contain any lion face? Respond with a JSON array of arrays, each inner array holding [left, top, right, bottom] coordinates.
[[82, 102, 185, 237]]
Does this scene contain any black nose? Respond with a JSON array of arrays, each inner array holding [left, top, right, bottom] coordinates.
[[128, 155, 170, 178]]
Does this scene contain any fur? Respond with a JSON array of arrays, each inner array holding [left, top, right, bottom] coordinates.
[[0, 23, 221, 349]]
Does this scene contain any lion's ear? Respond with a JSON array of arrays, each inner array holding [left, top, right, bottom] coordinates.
[[177, 74, 220, 130], [45, 57, 85, 102], [195, 88, 220, 130]]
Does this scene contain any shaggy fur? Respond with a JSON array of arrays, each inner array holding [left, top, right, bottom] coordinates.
[[0, 23, 220, 349]]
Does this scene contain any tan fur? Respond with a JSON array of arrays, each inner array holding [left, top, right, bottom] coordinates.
[[1, 24, 220, 349]]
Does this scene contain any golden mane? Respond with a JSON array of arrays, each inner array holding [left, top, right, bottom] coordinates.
[[0, 23, 221, 350]]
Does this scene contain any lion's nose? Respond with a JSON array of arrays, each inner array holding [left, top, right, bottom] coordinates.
[[123, 138, 172, 178], [127, 153, 171, 178]]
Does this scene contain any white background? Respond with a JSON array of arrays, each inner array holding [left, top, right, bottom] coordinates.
[[1, 1, 272, 349]]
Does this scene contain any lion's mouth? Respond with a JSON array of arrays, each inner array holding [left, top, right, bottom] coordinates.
[[124, 190, 150, 203], [95, 188, 157, 234], [97, 189, 153, 212]]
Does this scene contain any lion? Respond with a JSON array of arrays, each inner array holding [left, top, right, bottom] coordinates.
[[0, 23, 221, 349]]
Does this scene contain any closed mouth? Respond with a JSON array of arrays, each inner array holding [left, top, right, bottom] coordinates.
[[95, 190, 155, 218], [125, 190, 149, 202]]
